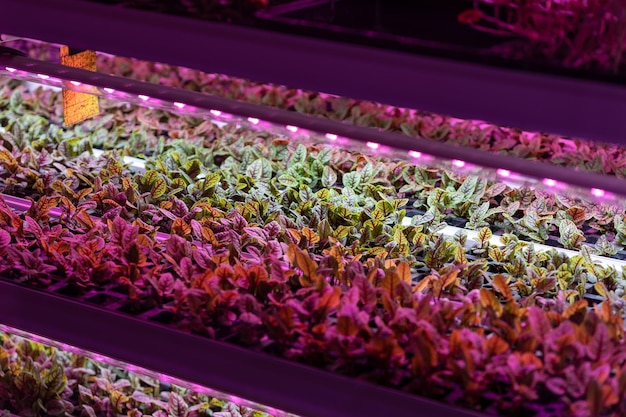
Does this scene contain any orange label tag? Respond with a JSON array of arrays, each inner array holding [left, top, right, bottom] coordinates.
[[60, 47, 99, 127]]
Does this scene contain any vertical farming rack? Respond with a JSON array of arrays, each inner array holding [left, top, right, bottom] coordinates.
[[0, 1, 625, 417]]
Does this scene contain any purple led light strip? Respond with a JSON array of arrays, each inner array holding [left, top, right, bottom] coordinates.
[[0, 54, 625, 201]]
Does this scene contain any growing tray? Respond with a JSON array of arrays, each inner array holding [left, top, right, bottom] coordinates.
[[2, 53, 626, 202], [0, 278, 487, 417], [2, 0, 626, 145]]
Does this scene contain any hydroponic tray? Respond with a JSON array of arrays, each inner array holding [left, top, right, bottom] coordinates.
[[2, 53, 625, 202], [0, 278, 486, 417], [2, 0, 626, 146]]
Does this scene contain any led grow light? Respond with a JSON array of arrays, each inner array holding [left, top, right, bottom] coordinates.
[[1, 54, 625, 206], [0, 324, 297, 417], [543, 178, 557, 187], [592, 188, 607, 198], [452, 159, 466, 168]]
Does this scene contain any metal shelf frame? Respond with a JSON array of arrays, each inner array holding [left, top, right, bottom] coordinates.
[[1, 0, 626, 145]]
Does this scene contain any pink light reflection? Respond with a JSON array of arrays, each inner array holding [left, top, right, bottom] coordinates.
[[409, 150, 422, 158], [70, 81, 81, 86], [452, 159, 465, 168], [286, 125, 298, 133], [103, 88, 115, 94], [37, 74, 50, 80], [591, 188, 606, 198], [325, 133, 338, 141], [138, 95, 150, 101], [497, 169, 511, 177], [173, 102, 186, 109], [5, 67, 16, 73], [543, 178, 557, 187], [210, 110, 222, 117], [247, 117, 260, 125], [366, 142, 380, 150]]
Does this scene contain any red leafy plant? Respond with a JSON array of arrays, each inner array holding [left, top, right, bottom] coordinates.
[[461, 0, 626, 72]]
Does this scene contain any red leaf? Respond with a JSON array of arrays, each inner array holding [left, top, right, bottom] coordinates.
[[0, 229, 10, 248], [24, 216, 42, 240], [587, 323, 611, 361], [458, 9, 482, 24], [353, 275, 377, 312], [527, 306, 552, 342]]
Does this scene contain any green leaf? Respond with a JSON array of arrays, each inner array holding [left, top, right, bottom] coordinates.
[[183, 159, 201, 177], [109, 390, 129, 413], [523, 208, 541, 229], [299, 186, 316, 203], [316, 188, 331, 200], [361, 163, 374, 181], [333, 225, 352, 239], [467, 202, 490, 229], [485, 182, 507, 198], [236, 201, 259, 221], [316, 147, 332, 164], [43, 364, 66, 395], [594, 282, 609, 299], [593, 235, 618, 256], [400, 122, 417, 136], [457, 176, 478, 199], [558, 219, 585, 249], [202, 171, 221, 190], [342, 172, 362, 189], [143, 170, 160, 186], [391, 199, 409, 210], [321, 166, 338, 188], [393, 228, 409, 254], [150, 177, 167, 199], [412, 208, 435, 226], [9, 90, 22, 111], [278, 174, 299, 188], [374, 200, 395, 217], [477, 227, 492, 246], [291, 144, 307, 165], [370, 208, 385, 222], [488, 247, 504, 263], [171, 178, 187, 188], [246, 158, 273, 182], [505, 201, 520, 215]]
